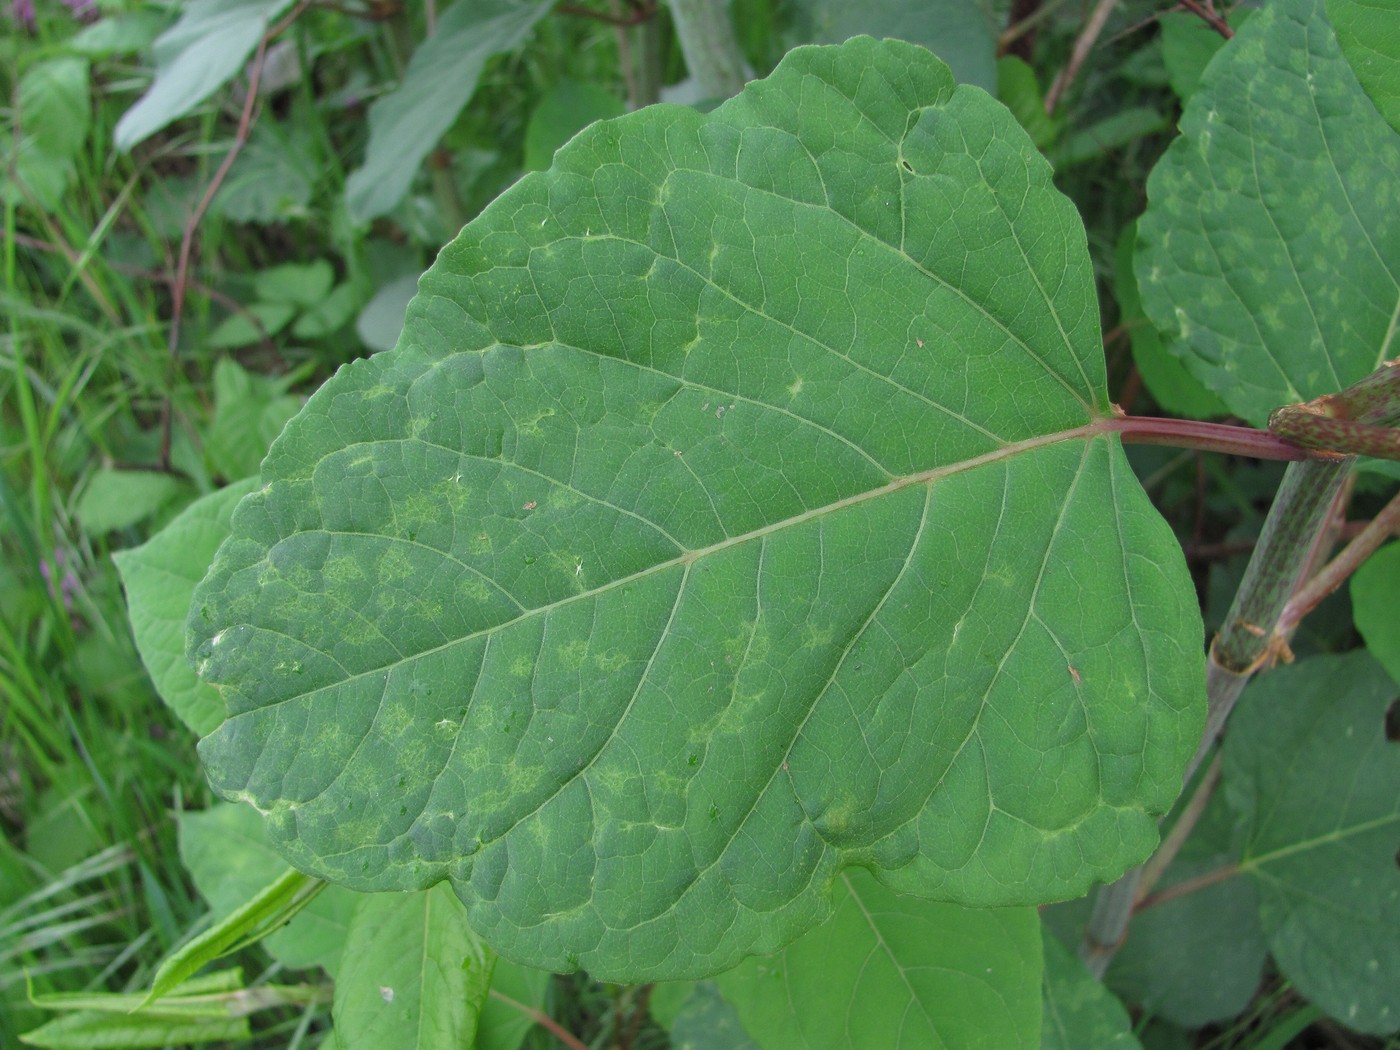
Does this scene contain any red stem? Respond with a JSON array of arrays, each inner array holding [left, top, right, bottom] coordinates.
[[1095, 414, 1322, 461]]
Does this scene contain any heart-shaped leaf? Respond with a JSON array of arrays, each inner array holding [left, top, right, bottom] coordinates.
[[191, 37, 1204, 980]]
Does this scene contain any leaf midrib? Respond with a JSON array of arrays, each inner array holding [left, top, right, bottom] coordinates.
[[227, 420, 1109, 718]]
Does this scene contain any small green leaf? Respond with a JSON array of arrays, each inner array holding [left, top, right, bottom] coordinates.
[[115, 0, 297, 151], [207, 302, 297, 350], [294, 285, 360, 340], [193, 37, 1205, 979], [1041, 934, 1141, 1050], [1138, 0, 1400, 426], [524, 81, 626, 172], [180, 802, 357, 976], [76, 469, 184, 535], [332, 885, 494, 1050], [1352, 541, 1400, 687], [213, 119, 318, 224], [2, 58, 91, 210], [1224, 651, 1400, 1035], [254, 261, 335, 307], [716, 870, 1041, 1049], [204, 359, 302, 482], [114, 479, 259, 736], [1327, 0, 1400, 135], [344, 0, 554, 223]]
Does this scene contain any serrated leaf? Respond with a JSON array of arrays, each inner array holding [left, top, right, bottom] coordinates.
[[1352, 541, 1400, 687], [114, 0, 296, 151], [1041, 934, 1141, 1050], [717, 870, 1040, 1050], [1137, 0, 1400, 427], [332, 885, 493, 1050], [179, 802, 357, 976], [1224, 651, 1400, 1035], [344, 0, 553, 223], [114, 479, 259, 736], [1327, 0, 1400, 135], [192, 37, 1205, 980]]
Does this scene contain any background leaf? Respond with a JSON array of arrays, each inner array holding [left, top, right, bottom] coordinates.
[[1326, 0, 1400, 135], [2, 58, 91, 211], [192, 37, 1204, 979], [715, 871, 1041, 1050], [332, 885, 494, 1050], [1352, 540, 1400, 687], [180, 802, 356, 975], [1224, 650, 1400, 1035], [114, 479, 258, 736], [785, 0, 997, 91], [1040, 933, 1141, 1050], [1137, 0, 1400, 426], [343, 0, 554, 224], [76, 469, 185, 535], [114, 0, 296, 151]]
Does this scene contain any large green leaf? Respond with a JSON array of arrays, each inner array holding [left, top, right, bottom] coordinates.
[[1137, 0, 1400, 426], [191, 37, 1204, 979], [1224, 651, 1400, 1035], [343, 0, 554, 223], [716, 871, 1041, 1049]]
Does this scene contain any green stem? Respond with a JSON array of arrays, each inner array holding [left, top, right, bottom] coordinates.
[[666, 0, 747, 99]]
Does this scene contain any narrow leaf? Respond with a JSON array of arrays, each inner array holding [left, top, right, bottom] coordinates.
[[180, 802, 357, 976], [114, 0, 296, 151], [1224, 651, 1400, 1035], [192, 37, 1205, 979], [142, 870, 323, 1006], [343, 0, 553, 223]]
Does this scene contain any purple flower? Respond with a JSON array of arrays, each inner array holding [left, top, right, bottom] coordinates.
[[61, 0, 96, 18], [9, 0, 35, 29]]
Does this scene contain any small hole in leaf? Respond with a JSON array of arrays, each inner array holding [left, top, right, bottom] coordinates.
[[1385, 697, 1400, 743], [900, 159, 914, 173]]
